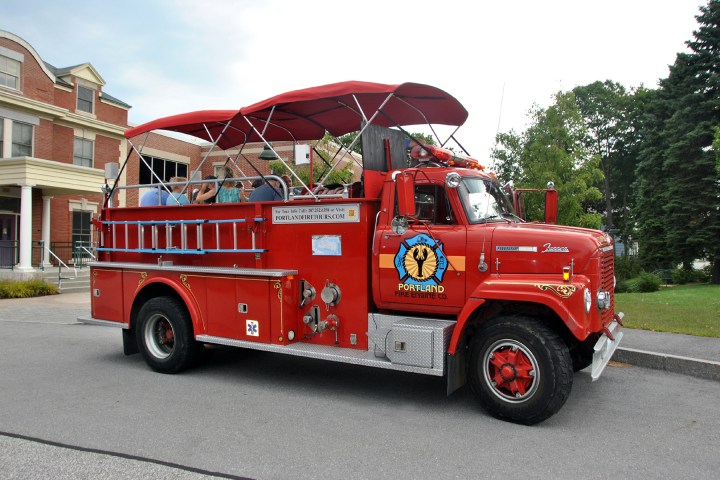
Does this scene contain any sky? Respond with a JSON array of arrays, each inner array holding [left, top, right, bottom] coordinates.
[[1, 0, 705, 158]]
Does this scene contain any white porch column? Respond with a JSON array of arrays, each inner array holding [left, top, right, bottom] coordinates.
[[16, 184, 35, 272], [41, 195, 53, 267]]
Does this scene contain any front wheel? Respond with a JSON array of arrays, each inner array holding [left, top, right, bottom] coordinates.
[[468, 316, 573, 425], [136, 296, 199, 373]]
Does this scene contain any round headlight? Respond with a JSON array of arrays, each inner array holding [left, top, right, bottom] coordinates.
[[596, 290, 611, 310], [584, 288, 592, 314], [445, 172, 461, 188]]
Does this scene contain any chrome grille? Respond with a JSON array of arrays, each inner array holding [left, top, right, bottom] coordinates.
[[600, 247, 615, 324]]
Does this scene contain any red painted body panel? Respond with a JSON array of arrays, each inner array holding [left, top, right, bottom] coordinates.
[[96, 198, 379, 350], [90, 268, 124, 322], [93, 166, 615, 349]]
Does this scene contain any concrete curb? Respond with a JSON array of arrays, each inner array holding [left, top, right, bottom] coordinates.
[[615, 347, 720, 382]]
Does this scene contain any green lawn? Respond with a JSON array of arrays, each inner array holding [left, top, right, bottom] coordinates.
[[615, 284, 720, 337]]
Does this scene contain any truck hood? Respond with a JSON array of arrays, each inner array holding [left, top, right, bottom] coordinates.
[[473, 222, 612, 275]]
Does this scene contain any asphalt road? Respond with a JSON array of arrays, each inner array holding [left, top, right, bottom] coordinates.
[[1, 295, 719, 479]]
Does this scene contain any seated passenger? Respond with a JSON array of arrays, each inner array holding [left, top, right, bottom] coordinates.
[[248, 178, 283, 202], [193, 175, 218, 204], [217, 181, 244, 203], [139, 187, 170, 206], [166, 177, 190, 205]]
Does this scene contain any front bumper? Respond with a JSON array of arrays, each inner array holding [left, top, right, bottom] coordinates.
[[590, 312, 624, 381]]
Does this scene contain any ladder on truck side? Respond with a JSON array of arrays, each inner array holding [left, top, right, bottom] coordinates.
[[97, 217, 268, 255]]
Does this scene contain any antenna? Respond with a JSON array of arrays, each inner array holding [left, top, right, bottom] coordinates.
[[495, 82, 505, 139], [491, 82, 506, 171]]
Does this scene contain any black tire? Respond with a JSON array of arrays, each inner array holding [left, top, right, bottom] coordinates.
[[571, 342, 594, 372], [136, 296, 199, 373], [468, 315, 573, 425]]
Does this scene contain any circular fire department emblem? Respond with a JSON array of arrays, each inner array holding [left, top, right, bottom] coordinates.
[[394, 234, 448, 286]]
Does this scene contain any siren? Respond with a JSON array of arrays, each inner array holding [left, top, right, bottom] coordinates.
[[410, 144, 485, 170]]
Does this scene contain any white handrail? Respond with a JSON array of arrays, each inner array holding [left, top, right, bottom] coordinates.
[[45, 246, 77, 285], [79, 245, 96, 261]]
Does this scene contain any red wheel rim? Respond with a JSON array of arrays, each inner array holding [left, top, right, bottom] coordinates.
[[483, 340, 539, 403]]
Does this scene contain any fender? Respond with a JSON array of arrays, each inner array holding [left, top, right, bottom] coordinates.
[[132, 277, 206, 334], [448, 276, 591, 354], [448, 298, 486, 355]]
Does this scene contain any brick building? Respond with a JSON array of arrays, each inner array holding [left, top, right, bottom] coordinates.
[[0, 30, 360, 278], [0, 29, 210, 276]]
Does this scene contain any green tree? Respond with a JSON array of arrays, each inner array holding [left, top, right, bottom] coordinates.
[[714, 127, 720, 175], [492, 92, 603, 228], [634, 0, 720, 282], [268, 159, 354, 187], [572, 81, 647, 250], [634, 88, 673, 270]]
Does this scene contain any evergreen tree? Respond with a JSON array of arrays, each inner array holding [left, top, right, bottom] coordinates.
[[635, 0, 720, 281], [635, 88, 674, 270]]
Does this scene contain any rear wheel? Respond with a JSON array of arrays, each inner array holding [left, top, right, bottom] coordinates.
[[136, 296, 199, 373], [468, 315, 573, 425]]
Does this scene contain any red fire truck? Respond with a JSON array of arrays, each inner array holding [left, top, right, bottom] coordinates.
[[79, 81, 623, 425]]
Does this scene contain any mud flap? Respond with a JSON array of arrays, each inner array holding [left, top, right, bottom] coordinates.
[[122, 328, 139, 356], [446, 348, 467, 395]]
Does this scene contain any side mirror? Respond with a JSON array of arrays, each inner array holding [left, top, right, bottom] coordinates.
[[395, 172, 416, 217]]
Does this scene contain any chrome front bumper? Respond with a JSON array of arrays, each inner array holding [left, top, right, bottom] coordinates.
[[590, 312, 624, 381]]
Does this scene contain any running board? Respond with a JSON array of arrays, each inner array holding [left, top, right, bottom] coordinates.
[[196, 334, 446, 376], [77, 316, 129, 329]]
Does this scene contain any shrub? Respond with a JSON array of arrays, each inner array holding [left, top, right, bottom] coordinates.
[[619, 271, 661, 293], [671, 267, 710, 285], [0, 280, 58, 298], [615, 280, 631, 293], [636, 271, 662, 292], [615, 256, 642, 282], [672, 268, 694, 285]]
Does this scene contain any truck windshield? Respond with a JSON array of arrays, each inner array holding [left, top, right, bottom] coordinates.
[[459, 177, 516, 224]]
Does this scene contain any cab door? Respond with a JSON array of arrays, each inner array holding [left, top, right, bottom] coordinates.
[[375, 183, 466, 314]]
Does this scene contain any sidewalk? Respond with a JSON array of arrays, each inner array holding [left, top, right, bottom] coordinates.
[[615, 328, 720, 381], [2, 293, 719, 381]]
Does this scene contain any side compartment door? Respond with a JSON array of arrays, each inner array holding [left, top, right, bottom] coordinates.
[[376, 184, 466, 313]]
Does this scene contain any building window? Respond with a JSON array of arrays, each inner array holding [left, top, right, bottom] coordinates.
[[72, 210, 92, 250], [11, 121, 32, 157], [0, 55, 20, 90], [73, 137, 94, 167], [77, 86, 94, 113], [139, 155, 188, 185]]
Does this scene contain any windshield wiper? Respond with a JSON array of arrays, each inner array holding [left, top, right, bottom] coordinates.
[[480, 215, 512, 224], [501, 212, 525, 223]]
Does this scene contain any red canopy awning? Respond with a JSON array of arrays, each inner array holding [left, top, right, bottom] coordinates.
[[124, 81, 468, 149], [124, 110, 239, 141]]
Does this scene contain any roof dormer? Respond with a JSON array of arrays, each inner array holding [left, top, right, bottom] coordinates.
[[55, 62, 106, 88]]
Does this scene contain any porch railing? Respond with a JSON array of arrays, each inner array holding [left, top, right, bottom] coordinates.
[[49, 241, 96, 268], [0, 240, 46, 270]]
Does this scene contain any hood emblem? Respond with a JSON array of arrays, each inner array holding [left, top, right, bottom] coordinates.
[[541, 243, 569, 253], [496, 246, 537, 252]]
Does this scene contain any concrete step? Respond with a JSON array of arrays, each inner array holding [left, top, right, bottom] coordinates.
[[40, 267, 91, 294]]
